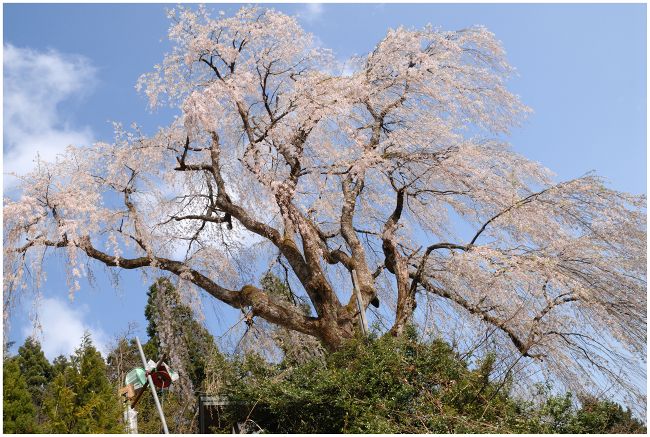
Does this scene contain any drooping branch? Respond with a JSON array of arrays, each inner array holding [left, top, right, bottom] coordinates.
[[418, 277, 539, 358], [16, 236, 323, 338], [468, 185, 555, 246]]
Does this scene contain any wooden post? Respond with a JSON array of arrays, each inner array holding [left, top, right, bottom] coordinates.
[[351, 269, 368, 336]]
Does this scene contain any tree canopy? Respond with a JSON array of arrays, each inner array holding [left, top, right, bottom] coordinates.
[[3, 358, 37, 433], [2, 334, 122, 433], [16, 336, 52, 408], [41, 333, 122, 433], [4, 5, 646, 409]]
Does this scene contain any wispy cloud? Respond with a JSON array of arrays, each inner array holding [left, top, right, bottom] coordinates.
[[298, 3, 324, 23], [23, 297, 109, 360], [3, 44, 97, 188]]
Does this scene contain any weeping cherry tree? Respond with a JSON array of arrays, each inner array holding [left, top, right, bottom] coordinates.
[[4, 6, 646, 408]]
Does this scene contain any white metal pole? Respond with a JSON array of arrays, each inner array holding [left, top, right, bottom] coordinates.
[[351, 269, 368, 336], [124, 405, 138, 434], [135, 337, 169, 434], [123, 404, 130, 434]]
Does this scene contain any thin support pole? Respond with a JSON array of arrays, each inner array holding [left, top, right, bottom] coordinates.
[[123, 405, 138, 434], [135, 337, 169, 434], [351, 269, 368, 336]]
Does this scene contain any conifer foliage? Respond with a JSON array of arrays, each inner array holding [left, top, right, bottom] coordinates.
[[42, 333, 122, 433], [3, 358, 37, 433], [3, 334, 121, 434], [16, 337, 52, 408], [144, 278, 216, 392]]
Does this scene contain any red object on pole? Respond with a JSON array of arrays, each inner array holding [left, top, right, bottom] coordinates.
[[150, 367, 172, 389]]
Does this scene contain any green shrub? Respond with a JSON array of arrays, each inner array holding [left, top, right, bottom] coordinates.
[[209, 330, 644, 433]]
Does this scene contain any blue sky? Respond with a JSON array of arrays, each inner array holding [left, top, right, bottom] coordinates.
[[3, 3, 646, 360]]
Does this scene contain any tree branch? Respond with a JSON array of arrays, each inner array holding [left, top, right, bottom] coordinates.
[[418, 277, 539, 358], [27, 236, 323, 338]]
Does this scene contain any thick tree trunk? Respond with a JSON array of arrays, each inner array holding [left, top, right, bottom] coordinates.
[[318, 321, 356, 351], [284, 305, 356, 351]]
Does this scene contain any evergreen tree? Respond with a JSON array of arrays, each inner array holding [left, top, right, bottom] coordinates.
[[42, 368, 77, 433], [570, 396, 646, 433], [42, 333, 123, 433], [145, 278, 216, 390], [74, 333, 123, 433], [16, 337, 52, 407], [51, 354, 70, 377], [144, 278, 219, 432], [3, 357, 37, 433]]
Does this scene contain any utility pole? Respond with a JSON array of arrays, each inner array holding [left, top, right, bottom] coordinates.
[[135, 337, 170, 434], [351, 269, 368, 336]]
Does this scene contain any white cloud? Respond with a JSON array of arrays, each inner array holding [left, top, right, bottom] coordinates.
[[299, 3, 324, 23], [3, 44, 97, 188], [22, 297, 109, 360]]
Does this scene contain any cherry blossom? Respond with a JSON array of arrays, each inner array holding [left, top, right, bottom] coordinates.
[[4, 6, 645, 409]]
